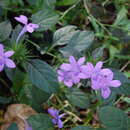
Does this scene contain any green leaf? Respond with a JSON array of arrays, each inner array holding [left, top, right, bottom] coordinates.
[[57, 0, 80, 6], [53, 25, 78, 46], [27, 0, 56, 10], [114, 7, 128, 26], [121, 97, 130, 104], [65, 88, 90, 109], [25, 59, 59, 93], [71, 126, 93, 130], [19, 85, 51, 111], [92, 47, 104, 60], [60, 30, 94, 57], [0, 96, 11, 104], [31, 9, 59, 31], [10, 25, 25, 43], [0, 20, 12, 42], [7, 123, 18, 130], [27, 113, 53, 130], [98, 106, 130, 130], [111, 69, 130, 96]]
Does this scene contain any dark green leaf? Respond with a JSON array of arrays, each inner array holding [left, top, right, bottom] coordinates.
[[60, 30, 94, 57], [98, 106, 130, 130], [111, 69, 130, 96], [7, 123, 18, 130], [0, 96, 11, 104], [19, 85, 51, 111], [0, 20, 12, 42], [31, 9, 59, 31], [25, 59, 59, 93], [65, 88, 90, 109], [27, 113, 53, 130]]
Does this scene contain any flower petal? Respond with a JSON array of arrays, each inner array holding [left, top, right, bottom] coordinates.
[[0, 63, 4, 72], [78, 73, 87, 79], [58, 119, 63, 128], [69, 56, 76, 64], [58, 76, 63, 82], [91, 80, 100, 90], [0, 44, 4, 56], [64, 81, 73, 87], [26, 24, 34, 33], [52, 119, 57, 124], [109, 80, 121, 87], [59, 113, 66, 118], [4, 51, 14, 57], [26, 23, 39, 33], [48, 108, 59, 118], [60, 63, 71, 71], [15, 15, 28, 25], [101, 69, 113, 80], [95, 61, 103, 70], [72, 76, 80, 84], [101, 87, 111, 99], [77, 57, 85, 65], [5, 58, 16, 68]]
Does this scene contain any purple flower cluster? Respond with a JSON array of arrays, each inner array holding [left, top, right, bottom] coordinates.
[[15, 15, 39, 43], [48, 108, 65, 128], [57, 56, 85, 87], [57, 56, 121, 99], [0, 44, 16, 72]]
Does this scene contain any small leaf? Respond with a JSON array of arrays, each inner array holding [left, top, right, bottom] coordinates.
[[7, 123, 18, 130], [0, 20, 12, 42], [60, 30, 94, 57], [31, 9, 59, 31], [98, 106, 130, 130], [53, 25, 78, 46], [25, 59, 59, 93], [27, 113, 53, 130], [92, 47, 104, 60], [65, 88, 90, 109]]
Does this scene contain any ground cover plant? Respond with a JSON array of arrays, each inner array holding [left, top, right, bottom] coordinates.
[[0, 0, 130, 130]]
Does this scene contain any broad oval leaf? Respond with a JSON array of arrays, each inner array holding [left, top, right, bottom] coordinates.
[[31, 9, 59, 31], [98, 106, 130, 130], [65, 88, 90, 109], [25, 59, 59, 93], [19, 85, 51, 111], [27, 113, 53, 130], [60, 30, 94, 57], [53, 25, 78, 46], [0, 20, 12, 42]]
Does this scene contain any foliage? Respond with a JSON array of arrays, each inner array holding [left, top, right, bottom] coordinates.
[[0, 0, 130, 129]]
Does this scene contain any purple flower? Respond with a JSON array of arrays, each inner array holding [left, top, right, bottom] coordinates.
[[0, 44, 16, 72], [15, 15, 39, 43], [48, 108, 65, 128], [80, 61, 121, 98], [91, 68, 121, 99], [79, 61, 103, 79], [57, 56, 85, 87]]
